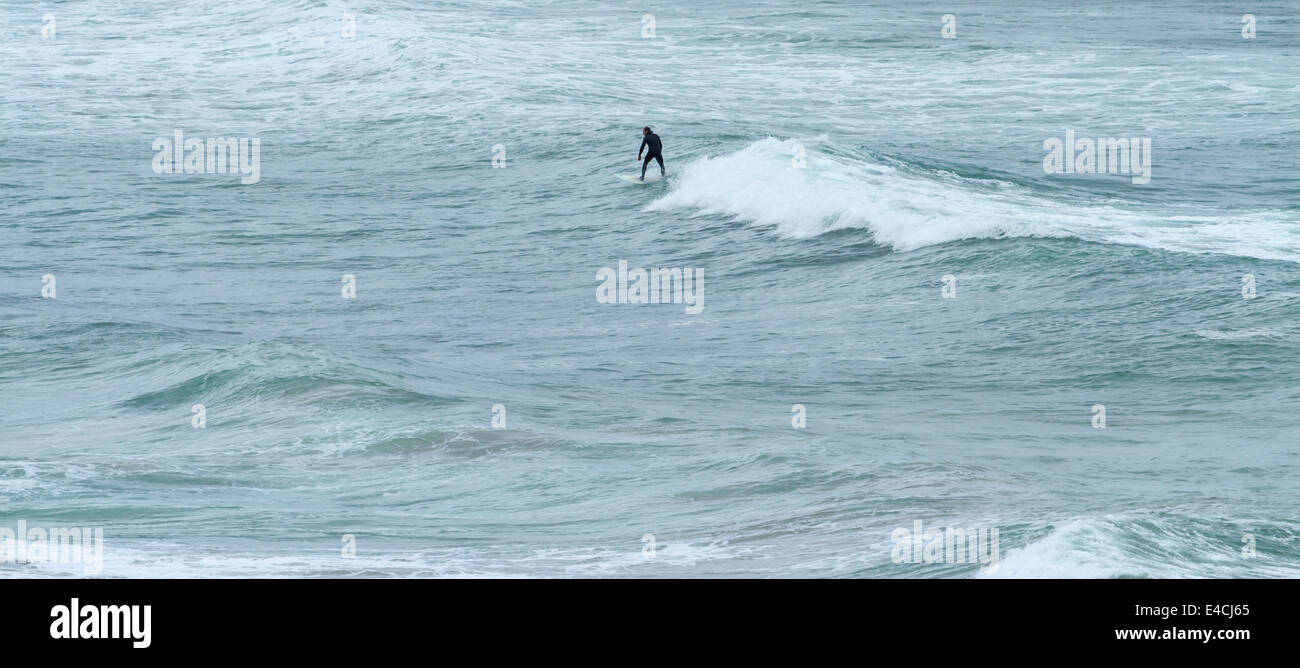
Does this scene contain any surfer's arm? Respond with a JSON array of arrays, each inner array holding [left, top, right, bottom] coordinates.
[[638, 137, 647, 158]]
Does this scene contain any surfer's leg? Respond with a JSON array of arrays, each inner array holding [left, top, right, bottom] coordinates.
[[641, 154, 651, 179], [654, 154, 664, 176]]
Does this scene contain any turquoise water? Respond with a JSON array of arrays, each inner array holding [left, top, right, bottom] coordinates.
[[2, 1, 1298, 577]]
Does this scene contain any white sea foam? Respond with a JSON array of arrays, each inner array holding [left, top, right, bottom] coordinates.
[[981, 517, 1300, 579], [0, 540, 750, 579], [1194, 328, 1285, 341], [648, 138, 1300, 262]]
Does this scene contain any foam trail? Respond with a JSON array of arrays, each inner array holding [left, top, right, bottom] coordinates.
[[648, 138, 1300, 261], [982, 517, 1300, 579]]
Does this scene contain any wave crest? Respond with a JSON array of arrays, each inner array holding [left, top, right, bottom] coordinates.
[[647, 137, 1300, 261]]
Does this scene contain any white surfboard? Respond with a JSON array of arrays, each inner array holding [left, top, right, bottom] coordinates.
[[617, 173, 662, 184]]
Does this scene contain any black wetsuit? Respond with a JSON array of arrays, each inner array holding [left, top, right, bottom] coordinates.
[[639, 132, 664, 178]]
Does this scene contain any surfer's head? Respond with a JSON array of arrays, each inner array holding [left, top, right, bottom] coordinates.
[[643, 126, 651, 135]]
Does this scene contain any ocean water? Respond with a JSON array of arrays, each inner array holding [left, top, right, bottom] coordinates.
[[2, 0, 1299, 577]]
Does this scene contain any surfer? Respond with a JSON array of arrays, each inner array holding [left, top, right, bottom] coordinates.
[[637, 127, 664, 181]]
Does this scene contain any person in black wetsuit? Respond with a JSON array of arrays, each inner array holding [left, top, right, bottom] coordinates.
[[637, 126, 664, 180]]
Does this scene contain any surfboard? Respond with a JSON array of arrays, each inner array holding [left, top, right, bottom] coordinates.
[[617, 173, 662, 184]]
